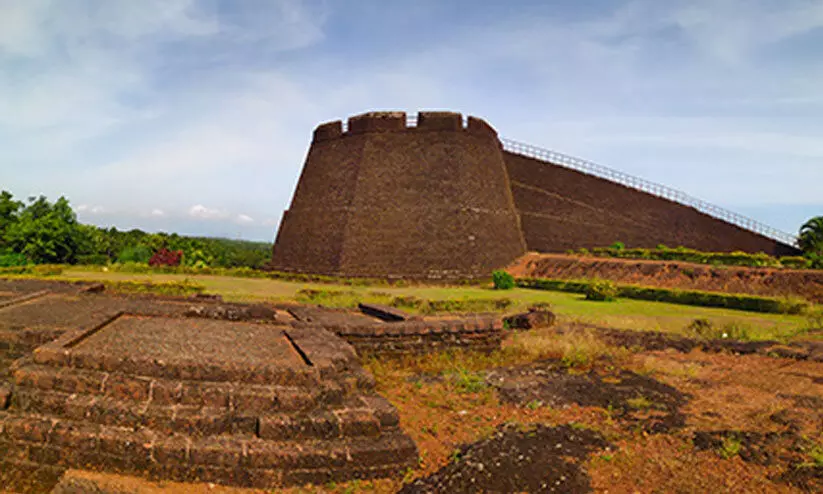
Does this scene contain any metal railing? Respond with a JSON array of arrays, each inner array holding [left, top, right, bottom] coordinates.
[[500, 138, 798, 247]]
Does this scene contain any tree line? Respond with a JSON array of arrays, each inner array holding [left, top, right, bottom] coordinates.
[[0, 191, 271, 268], [1, 190, 821, 271]]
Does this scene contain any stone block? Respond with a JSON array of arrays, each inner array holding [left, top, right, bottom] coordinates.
[[504, 308, 556, 330], [104, 373, 152, 402], [334, 408, 380, 437]]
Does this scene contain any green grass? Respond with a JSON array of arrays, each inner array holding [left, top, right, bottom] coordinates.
[[33, 267, 812, 341]]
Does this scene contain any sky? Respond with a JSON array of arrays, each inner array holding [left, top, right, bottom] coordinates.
[[1, 0, 821, 242]]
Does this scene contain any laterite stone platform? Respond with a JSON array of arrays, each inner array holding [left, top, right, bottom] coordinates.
[[0, 282, 417, 492]]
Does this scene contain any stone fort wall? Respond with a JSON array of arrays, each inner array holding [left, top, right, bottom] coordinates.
[[271, 111, 797, 278], [271, 111, 527, 278]]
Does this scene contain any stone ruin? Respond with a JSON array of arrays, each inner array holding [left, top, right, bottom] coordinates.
[[0, 279, 518, 492]]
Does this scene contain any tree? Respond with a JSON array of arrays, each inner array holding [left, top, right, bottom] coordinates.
[[0, 190, 23, 248], [799, 216, 823, 255], [4, 196, 85, 264]]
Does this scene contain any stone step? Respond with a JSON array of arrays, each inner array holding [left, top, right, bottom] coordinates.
[[11, 387, 394, 441], [0, 412, 418, 489], [12, 364, 342, 411]]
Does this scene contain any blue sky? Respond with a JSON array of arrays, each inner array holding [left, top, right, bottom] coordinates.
[[1, 0, 821, 242]]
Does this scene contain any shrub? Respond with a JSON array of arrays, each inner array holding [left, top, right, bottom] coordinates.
[[777, 296, 811, 315], [807, 253, 823, 270], [779, 256, 811, 270], [685, 318, 715, 340], [149, 248, 183, 267], [492, 270, 515, 290], [720, 435, 742, 459], [585, 279, 618, 302], [117, 245, 152, 264], [609, 241, 625, 251], [0, 252, 27, 267]]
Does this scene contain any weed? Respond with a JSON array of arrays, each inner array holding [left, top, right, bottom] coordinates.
[[626, 395, 654, 410], [449, 449, 462, 463], [684, 318, 754, 341], [447, 368, 487, 394], [562, 346, 594, 369], [805, 443, 823, 467], [401, 467, 416, 484], [719, 435, 742, 459], [525, 399, 543, 410], [685, 318, 715, 340], [806, 308, 823, 331]]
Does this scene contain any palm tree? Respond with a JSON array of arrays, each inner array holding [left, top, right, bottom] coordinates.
[[799, 216, 823, 254]]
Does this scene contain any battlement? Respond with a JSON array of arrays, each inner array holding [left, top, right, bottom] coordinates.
[[312, 111, 498, 142]]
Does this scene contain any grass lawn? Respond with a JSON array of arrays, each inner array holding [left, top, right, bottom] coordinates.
[[54, 268, 813, 341]]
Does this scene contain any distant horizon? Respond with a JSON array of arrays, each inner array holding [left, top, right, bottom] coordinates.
[[2, 1, 821, 241]]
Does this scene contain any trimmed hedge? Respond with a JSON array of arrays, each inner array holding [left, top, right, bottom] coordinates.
[[516, 277, 811, 315], [573, 245, 815, 270]]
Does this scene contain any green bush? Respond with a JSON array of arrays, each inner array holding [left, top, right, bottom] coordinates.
[[117, 245, 152, 264], [778, 256, 811, 270], [609, 241, 625, 251], [492, 270, 515, 290], [585, 279, 618, 302], [0, 252, 27, 267]]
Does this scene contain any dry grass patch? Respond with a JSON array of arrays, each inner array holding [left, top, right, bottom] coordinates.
[[588, 435, 798, 493]]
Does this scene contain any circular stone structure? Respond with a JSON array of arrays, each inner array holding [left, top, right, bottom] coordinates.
[[270, 111, 527, 279]]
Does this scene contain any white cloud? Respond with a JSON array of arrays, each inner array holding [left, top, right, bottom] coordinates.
[[150, 208, 165, 217], [235, 214, 254, 224], [76, 204, 106, 214], [188, 204, 226, 220]]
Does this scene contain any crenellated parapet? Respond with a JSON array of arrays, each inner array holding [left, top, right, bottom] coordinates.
[[273, 109, 525, 279], [311, 111, 499, 143]]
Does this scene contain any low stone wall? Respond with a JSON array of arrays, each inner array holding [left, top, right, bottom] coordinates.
[[294, 315, 506, 355]]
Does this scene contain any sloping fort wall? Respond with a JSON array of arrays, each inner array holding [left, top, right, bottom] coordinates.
[[505, 152, 798, 256]]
